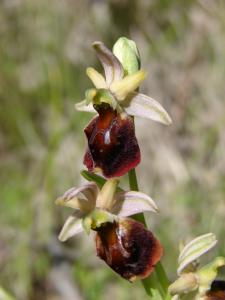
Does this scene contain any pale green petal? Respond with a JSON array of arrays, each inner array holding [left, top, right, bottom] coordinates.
[[86, 67, 107, 89], [92, 41, 124, 86], [178, 233, 217, 275], [110, 70, 146, 100], [75, 99, 96, 113], [124, 92, 172, 125], [59, 214, 83, 242], [113, 191, 158, 217]]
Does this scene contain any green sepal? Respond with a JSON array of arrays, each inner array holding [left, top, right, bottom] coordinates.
[[113, 37, 141, 75]]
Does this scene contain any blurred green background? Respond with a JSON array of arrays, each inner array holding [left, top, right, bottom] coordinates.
[[1, 0, 225, 299]]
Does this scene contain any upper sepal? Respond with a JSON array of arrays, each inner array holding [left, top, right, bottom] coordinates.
[[113, 37, 140, 76]]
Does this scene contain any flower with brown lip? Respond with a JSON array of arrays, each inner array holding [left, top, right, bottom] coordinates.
[[96, 218, 162, 281], [76, 38, 172, 178], [55, 179, 163, 281]]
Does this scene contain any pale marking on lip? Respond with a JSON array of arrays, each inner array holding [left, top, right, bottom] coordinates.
[[104, 130, 111, 145]]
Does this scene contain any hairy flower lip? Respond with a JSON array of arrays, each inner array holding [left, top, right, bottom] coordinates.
[[83, 103, 140, 178], [206, 291, 225, 299], [96, 218, 163, 281], [206, 281, 225, 300], [211, 281, 225, 292]]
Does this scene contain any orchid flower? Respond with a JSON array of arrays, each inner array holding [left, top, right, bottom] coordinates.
[[76, 38, 172, 178], [169, 233, 225, 300], [55, 179, 163, 281], [76, 38, 172, 126]]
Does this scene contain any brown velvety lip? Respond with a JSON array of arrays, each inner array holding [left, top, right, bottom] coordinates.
[[95, 218, 163, 281], [83, 103, 140, 178], [206, 281, 225, 300]]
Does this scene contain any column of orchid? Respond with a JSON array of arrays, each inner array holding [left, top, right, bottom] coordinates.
[[55, 37, 225, 300]]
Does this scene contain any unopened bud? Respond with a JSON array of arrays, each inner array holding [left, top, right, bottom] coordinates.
[[178, 233, 217, 275]]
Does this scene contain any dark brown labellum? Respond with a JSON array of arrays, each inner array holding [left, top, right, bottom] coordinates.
[[83, 103, 140, 178], [206, 291, 225, 300], [206, 281, 225, 300], [95, 218, 163, 281]]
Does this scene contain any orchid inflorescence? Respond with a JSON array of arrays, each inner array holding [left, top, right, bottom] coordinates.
[[55, 37, 225, 299]]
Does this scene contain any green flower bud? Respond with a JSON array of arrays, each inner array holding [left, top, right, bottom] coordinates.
[[113, 37, 141, 75]]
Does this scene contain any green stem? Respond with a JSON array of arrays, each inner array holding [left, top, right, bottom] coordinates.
[[128, 168, 139, 190], [128, 168, 171, 300]]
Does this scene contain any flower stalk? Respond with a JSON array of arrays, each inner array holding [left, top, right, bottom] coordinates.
[[128, 167, 171, 299]]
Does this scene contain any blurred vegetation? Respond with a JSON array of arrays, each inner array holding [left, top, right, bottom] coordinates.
[[0, 0, 225, 299]]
